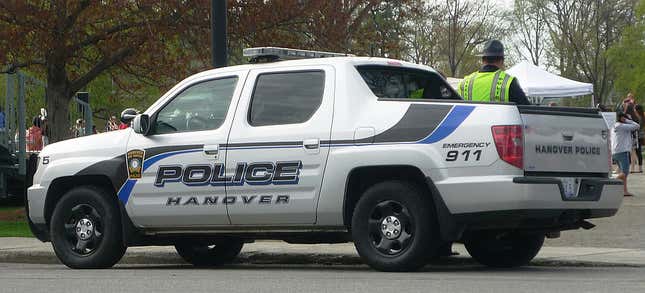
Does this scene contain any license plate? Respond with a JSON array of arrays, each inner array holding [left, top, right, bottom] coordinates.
[[561, 178, 579, 198]]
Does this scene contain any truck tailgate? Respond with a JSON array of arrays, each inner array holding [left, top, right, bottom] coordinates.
[[519, 106, 610, 175]]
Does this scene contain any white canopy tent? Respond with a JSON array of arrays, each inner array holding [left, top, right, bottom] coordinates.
[[506, 60, 593, 98]]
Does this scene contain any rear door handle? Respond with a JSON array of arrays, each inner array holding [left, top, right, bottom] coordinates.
[[203, 144, 219, 157]]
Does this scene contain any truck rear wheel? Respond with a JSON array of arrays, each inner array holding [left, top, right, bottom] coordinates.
[[50, 186, 126, 269], [464, 231, 544, 268], [351, 180, 439, 272], [175, 239, 244, 267]]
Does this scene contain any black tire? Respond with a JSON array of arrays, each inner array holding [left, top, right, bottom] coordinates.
[[50, 186, 126, 269], [175, 239, 244, 267], [351, 180, 439, 272], [464, 231, 545, 268]]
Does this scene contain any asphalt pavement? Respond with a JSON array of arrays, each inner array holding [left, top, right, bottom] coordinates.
[[0, 263, 643, 293]]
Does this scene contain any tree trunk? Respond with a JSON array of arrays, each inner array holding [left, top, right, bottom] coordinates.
[[45, 84, 71, 143]]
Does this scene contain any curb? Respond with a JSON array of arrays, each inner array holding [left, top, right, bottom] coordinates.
[[1, 250, 643, 268]]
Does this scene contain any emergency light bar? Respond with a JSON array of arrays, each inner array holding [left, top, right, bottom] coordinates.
[[243, 47, 354, 63]]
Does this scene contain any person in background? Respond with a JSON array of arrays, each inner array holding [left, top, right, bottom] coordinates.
[[0, 106, 5, 146], [92, 125, 98, 134], [26, 116, 43, 152], [106, 115, 119, 132], [118, 118, 130, 129], [0, 106, 5, 130], [72, 118, 85, 137], [40, 108, 49, 147], [40, 117, 49, 146], [625, 103, 641, 173], [616, 93, 636, 112], [612, 112, 640, 196], [635, 104, 644, 173]]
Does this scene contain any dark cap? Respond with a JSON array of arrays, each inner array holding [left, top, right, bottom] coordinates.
[[478, 40, 505, 57]]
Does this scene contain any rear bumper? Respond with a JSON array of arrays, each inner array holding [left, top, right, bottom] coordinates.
[[435, 175, 623, 214], [431, 175, 623, 240]]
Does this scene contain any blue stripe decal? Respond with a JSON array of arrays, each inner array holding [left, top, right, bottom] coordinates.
[[120, 148, 201, 204], [143, 149, 201, 171], [117, 179, 137, 204], [417, 105, 475, 144]]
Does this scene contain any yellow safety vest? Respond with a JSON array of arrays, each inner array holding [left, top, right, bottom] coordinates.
[[458, 70, 514, 102]]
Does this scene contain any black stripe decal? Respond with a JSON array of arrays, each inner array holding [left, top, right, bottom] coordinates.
[[75, 155, 128, 192], [371, 104, 452, 143]]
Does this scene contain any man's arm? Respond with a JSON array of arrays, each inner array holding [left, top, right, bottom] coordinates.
[[615, 119, 640, 132], [508, 78, 531, 105]]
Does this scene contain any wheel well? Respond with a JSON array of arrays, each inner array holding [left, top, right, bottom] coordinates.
[[343, 165, 432, 228], [44, 175, 116, 225]]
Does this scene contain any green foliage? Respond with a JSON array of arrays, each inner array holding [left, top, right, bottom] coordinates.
[[609, 0, 645, 105]]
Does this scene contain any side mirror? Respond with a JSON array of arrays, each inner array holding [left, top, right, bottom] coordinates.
[[132, 114, 151, 136], [120, 108, 138, 124]]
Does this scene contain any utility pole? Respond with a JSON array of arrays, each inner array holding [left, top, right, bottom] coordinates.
[[212, 0, 227, 68], [17, 72, 26, 176]]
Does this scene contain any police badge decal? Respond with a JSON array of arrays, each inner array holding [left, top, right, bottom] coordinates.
[[126, 149, 145, 179]]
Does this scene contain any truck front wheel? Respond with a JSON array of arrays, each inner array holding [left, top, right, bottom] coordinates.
[[464, 231, 544, 268], [50, 186, 126, 269], [351, 180, 439, 272], [175, 239, 244, 267]]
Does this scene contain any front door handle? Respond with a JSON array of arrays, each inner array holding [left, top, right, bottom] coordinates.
[[303, 139, 320, 150], [203, 144, 219, 157]]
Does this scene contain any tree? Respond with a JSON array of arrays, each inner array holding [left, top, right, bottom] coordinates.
[[402, 1, 443, 66], [512, 0, 548, 66], [0, 0, 211, 142], [609, 0, 645, 104], [540, 0, 638, 105], [435, 0, 509, 77]]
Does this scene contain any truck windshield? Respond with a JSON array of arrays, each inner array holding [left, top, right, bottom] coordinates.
[[356, 65, 460, 100]]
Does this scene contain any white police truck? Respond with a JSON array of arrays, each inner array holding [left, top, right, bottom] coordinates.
[[26, 47, 623, 271]]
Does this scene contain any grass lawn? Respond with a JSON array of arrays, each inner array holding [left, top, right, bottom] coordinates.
[[0, 221, 32, 237], [0, 206, 33, 237]]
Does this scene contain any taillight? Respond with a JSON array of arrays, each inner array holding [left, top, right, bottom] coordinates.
[[491, 125, 523, 169]]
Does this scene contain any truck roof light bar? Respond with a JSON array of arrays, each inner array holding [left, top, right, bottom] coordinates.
[[243, 47, 354, 63]]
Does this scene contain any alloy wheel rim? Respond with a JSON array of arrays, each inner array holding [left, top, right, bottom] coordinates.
[[367, 200, 414, 256], [63, 204, 104, 256]]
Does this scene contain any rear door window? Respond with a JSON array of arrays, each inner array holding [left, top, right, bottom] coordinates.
[[356, 65, 460, 100], [249, 71, 325, 126]]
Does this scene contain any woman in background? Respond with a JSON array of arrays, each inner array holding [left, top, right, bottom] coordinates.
[[625, 104, 641, 173], [635, 104, 644, 173], [612, 112, 640, 196], [26, 116, 43, 152]]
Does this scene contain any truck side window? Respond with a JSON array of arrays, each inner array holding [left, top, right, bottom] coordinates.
[[153, 77, 238, 135], [249, 71, 325, 126], [356, 65, 460, 100]]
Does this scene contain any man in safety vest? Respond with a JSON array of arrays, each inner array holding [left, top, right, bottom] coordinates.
[[458, 40, 530, 104]]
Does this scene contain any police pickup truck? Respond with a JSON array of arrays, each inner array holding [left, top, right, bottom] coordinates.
[[27, 47, 622, 271]]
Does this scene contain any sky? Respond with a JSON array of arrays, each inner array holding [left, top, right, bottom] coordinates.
[[494, 0, 514, 8]]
